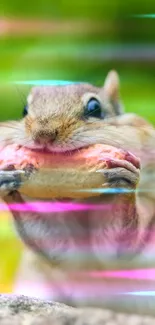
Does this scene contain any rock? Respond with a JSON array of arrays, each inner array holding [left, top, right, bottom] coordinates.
[[0, 294, 154, 325]]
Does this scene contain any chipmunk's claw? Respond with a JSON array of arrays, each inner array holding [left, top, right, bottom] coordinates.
[[0, 163, 36, 197], [97, 151, 140, 189], [0, 170, 24, 196], [23, 163, 37, 178]]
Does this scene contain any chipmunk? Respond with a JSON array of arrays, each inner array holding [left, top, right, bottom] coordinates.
[[0, 71, 155, 315]]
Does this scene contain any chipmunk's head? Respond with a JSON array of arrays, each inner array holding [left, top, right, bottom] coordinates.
[[20, 71, 124, 152]]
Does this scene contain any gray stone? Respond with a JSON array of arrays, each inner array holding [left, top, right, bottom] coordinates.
[[0, 294, 154, 325]]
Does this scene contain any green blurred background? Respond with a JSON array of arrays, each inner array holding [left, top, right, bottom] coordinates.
[[0, 0, 155, 293]]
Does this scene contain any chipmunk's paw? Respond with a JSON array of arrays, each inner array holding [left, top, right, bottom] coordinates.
[[0, 163, 36, 197], [97, 150, 140, 190]]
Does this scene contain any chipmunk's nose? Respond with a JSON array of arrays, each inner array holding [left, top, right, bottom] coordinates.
[[33, 130, 58, 145]]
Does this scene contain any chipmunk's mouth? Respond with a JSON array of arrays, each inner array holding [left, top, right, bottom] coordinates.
[[24, 142, 88, 155]]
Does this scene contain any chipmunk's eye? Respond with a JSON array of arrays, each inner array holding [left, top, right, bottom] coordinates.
[[23, 105, 28, 117], [84, 98, 103, 119]]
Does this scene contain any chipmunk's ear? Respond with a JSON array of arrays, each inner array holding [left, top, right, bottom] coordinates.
[[99, 70, 124, 115], [104, 70, 120, 100]]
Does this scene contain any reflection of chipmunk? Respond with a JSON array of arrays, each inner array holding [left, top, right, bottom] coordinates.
[[0, 71, 155, 315]]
